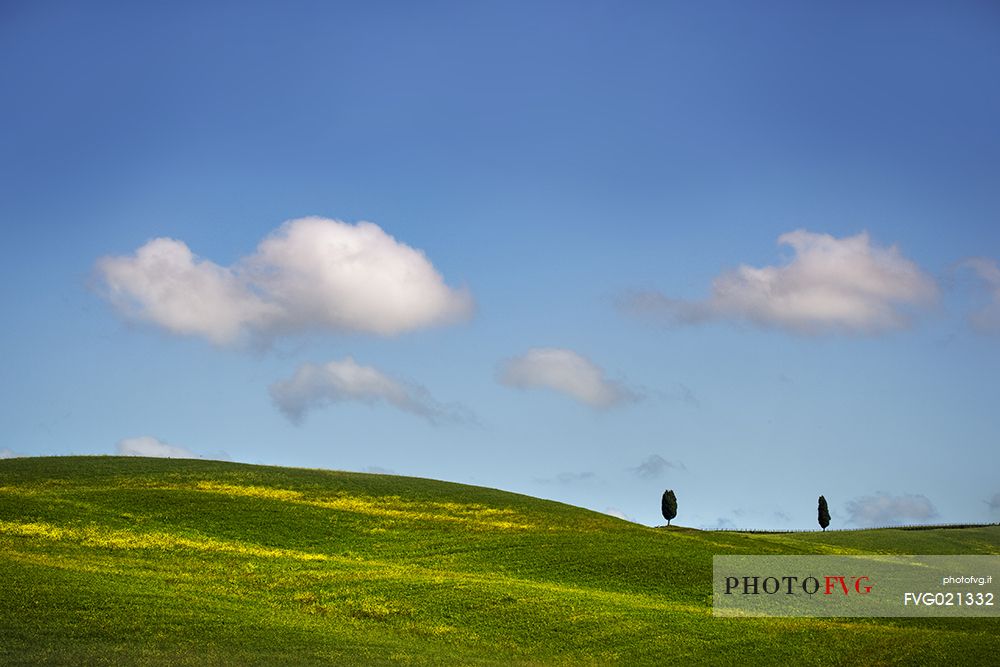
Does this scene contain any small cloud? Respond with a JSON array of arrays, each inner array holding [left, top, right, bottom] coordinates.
[[0, 448, 26, 459], [620, 230, 938, 335], [961, 257, 1000, 334], [270, 357, 472, 425], [604, 507, 634, 522], [95, 217, 473, 345], [364, 466, 396, 475], [534, 471, 595, 485], [497, 347, 639, 408], [773, 511, 791, 523], [116, 436, 198, 459], [985, 493, 1000, 511], [629, 454, 685, 479], [845, 493, 938, 526], [557, 471, 595, 484], [672, 384, 699, 407], [620, 291, 714, 326], [703, 517, 738, 531]]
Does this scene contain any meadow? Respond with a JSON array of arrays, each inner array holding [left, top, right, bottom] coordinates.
[[1, 456, 997, 665]]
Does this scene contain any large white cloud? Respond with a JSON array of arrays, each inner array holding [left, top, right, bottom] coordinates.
[[497, 347, 638, 408], [116, 436, 198, 459], [270, 357, 469, 425], [96, 217, 474, 345], [97, 238, 278, 345], [621, 230, 938, 335], [844, 493, 938, 526], [962, 257, 1000, 333]]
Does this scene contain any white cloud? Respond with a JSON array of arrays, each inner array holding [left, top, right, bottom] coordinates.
[[630, 454, 685, 479], [962, 257, 1000, 333], [116, 436, 198, 459], [0, 448, 25, 459], [497, 347, 638, 408], [845, 493, 938, 526], [96, 217, 474, 345], [621, 230, 938, 335], [270, 357, 470, 425]]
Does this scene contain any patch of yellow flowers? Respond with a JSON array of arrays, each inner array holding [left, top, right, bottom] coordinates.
[[0, 519, 328, 561], [191, 481, 536, 531]]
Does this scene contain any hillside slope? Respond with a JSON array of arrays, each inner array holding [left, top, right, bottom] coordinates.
[[1, 457, 998, 665]]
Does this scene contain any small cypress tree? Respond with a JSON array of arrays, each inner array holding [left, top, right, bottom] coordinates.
[[818, 495, 831, 531], [662, 489, 678, 526]]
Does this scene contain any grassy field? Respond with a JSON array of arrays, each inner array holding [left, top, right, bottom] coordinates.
[[1, 456, 997, 665]]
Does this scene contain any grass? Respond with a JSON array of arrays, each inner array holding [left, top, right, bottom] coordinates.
[[1, 456, 998, 665]]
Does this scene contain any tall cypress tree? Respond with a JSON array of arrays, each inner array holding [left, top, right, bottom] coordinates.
[[818, 495, 831, 532], [662, 489, 677, 527]]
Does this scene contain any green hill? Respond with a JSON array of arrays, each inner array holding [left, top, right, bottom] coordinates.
[[1, 456, 997, 665]]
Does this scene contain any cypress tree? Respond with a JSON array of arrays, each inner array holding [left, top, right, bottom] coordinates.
[[662, 489, 678, 527], [818, 495, 831, 531]]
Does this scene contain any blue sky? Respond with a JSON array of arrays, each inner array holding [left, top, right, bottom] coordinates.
[[2, 1, 999, 529]]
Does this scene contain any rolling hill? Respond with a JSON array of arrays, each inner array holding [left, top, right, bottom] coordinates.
[[1, 456, 997, 665]]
